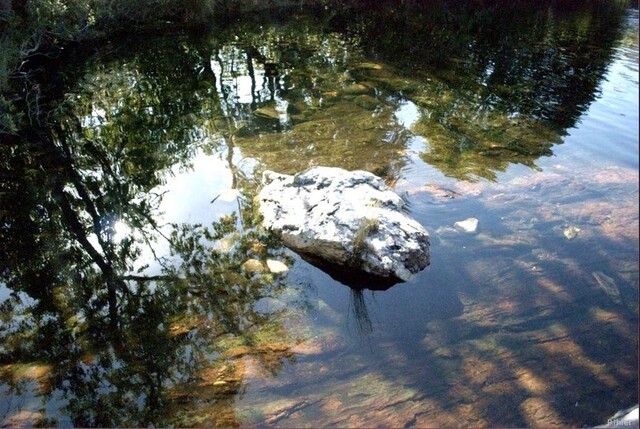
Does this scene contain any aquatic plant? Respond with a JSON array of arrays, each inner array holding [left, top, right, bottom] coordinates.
[[349, 216, 380, 264]]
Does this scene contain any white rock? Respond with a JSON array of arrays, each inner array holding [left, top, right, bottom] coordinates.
[[563, 225, 581, 240], [454, 218, 479, 233], [266, 259, 289, 274], [241, 259, 266, 273], [256, 167, 430, 282]]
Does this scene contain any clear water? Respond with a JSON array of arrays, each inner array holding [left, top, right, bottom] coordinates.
[[0, 2, 637, 427]]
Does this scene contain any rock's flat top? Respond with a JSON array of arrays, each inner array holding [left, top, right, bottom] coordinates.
[[256, 167, 430, 282]]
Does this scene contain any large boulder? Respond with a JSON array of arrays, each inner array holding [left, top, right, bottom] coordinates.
[[256, 166, 430, 283]]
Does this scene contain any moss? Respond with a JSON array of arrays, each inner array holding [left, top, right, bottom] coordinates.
[[350, 216, 380, 263]]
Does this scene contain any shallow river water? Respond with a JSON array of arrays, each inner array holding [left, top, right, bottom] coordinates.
[[0, 2, 638, 427]]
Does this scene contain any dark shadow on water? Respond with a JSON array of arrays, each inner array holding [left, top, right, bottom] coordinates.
[[299, 253, 403, 291]]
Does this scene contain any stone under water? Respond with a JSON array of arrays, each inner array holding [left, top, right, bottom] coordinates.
[[454, 217, 479, 233]]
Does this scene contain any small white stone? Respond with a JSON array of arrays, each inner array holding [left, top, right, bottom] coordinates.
[[266, 259, 289, 274], [454, 218, 479, 233], [241, 259, 266, 273], [563, 225, 580, 240]]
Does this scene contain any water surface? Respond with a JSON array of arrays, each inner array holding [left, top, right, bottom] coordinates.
[[0, 2, 638, 427]]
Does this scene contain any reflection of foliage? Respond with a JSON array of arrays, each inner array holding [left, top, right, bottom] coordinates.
[[0, 24, 299, 427], [353, 62, 562, 181], [411, 82, 560, 181], [207, 22, 410, 179], [196, 0, 631, 182], [339, 0, 630, 180], [0, 207, 297, 427], [235, 99, 409, 177], [70, 34, 222, 183], [1, 34, 226, 327]]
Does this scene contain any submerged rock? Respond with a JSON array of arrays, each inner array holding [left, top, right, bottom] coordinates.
[[254, 105, 281, 120], [407, 184, 461, 201], [563, 225, 581, 240], [266, 259, 289, 274], [454, 218, 479, 233], [592, 271, 621, 305], [241, 259, 266, 273], [256, 167, 430, 283]]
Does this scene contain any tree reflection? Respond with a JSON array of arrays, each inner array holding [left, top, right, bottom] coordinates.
[[0, 210, 296, 426], [188, 0, 631, 182], [0, 31, 298, 427], [202, 19, 412, 180], [339, 0, 631, 180]]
